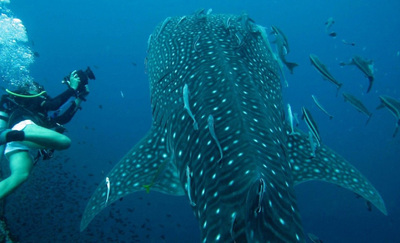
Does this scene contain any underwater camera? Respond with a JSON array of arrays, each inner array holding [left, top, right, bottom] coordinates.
[[62, 67, 95, 97]]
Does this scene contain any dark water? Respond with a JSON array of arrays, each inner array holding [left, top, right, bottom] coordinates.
[[1, 0, 399, 242]]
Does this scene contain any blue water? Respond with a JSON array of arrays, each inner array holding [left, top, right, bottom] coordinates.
[[1, 0, 399, 242]]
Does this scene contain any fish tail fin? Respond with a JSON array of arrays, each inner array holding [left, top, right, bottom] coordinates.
[[335, 83, 343, 97], [286, 62, 299, 74], [365, 113, 373, 125], [367, 76, 374, 93], [376, 103, 385, 110], [392, 122, 399, 137]]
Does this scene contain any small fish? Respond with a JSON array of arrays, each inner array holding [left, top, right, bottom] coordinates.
[[293, 112, 299, 127], [273, 34, 298, 74], [254, 178, 266, 215], [366, 200, 373, 212], [342, 39, 356, 46], [310, 54, 342, 95], [341, 55, 374, 93], [271, 25, 290, 54], [105, 177, 110, 205], [308, 131, 317, 159], [376, 95, 400, 137], [183, 84, 199, 130], [325, 17, 335, 32], [271, 26, 298, 74], [302, 107, 321, 147], [230, 214, 238, 243], [186, 166, 196, 206], [224, 17, 231, 30], [308, 233, 324, 243], [311, 95, 333, 119], [328, 31, 337, 37], [208, 114, 223, 164], [342, 92, 373, 124], [287, 104, 299, 135], [120, 91, 124, 98]]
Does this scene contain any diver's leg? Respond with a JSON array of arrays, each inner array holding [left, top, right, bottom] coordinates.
[[0, 151, 33, 200], [21, 123, 71, 150]]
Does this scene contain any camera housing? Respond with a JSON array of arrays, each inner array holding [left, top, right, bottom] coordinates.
[[63, 67, 95, 96]]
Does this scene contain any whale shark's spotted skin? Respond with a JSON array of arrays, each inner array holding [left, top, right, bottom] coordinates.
[[80, 13, 386, 242]]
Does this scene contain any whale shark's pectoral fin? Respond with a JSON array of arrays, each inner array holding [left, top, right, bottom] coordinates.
[[80, 125, 184, 231], [287, 129, 387, 215]]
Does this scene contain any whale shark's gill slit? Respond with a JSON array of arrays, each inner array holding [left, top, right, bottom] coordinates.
[[186, 166, 196, 206], [183, 84, 199, 130], [193, 35, 200, 52], [157, 17, 172, 39], [224, 17, 231, 31], [175, 16, 187, 29], [208, 114, 223, 164]]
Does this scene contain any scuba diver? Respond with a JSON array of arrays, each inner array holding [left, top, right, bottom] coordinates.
[[0, 67, 95, 200]]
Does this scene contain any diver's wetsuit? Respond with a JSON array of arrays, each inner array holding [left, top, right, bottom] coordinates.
[[0, 87, 79, 130]]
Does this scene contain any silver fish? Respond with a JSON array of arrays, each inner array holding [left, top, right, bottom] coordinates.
[[377, 95, 400, 137], [310, 54, 343, 95], [288, 104, 299, 135], [341, 55, 374, 93], [308, 232, 323, 243], [105, 177, 110, 205], [186, 166, 196, 206], [325, 17, 335, 32], [311, 94, 333, 119], [183, 84, 199, 130], [342, 92, 373, 124], [274, 34, 298, 74], [302, 107, 321, 147], [81, 13, 387, 242], [271, 26, 298, 74], [208, 114, 223, 164], [308, 131, 317, 159], [271, 25, 290, 53]]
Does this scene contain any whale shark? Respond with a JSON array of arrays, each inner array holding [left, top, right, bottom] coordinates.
[[80, 12, 386, 242]]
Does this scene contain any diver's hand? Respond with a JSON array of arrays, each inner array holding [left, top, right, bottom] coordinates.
[[68, 70, 80, 90], [77, 85, 89, 101]]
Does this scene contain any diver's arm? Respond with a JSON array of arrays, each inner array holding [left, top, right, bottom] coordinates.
[[51, 98, 82, 125], [40, 88, 77, 110], [41, 71, 81, 110]]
